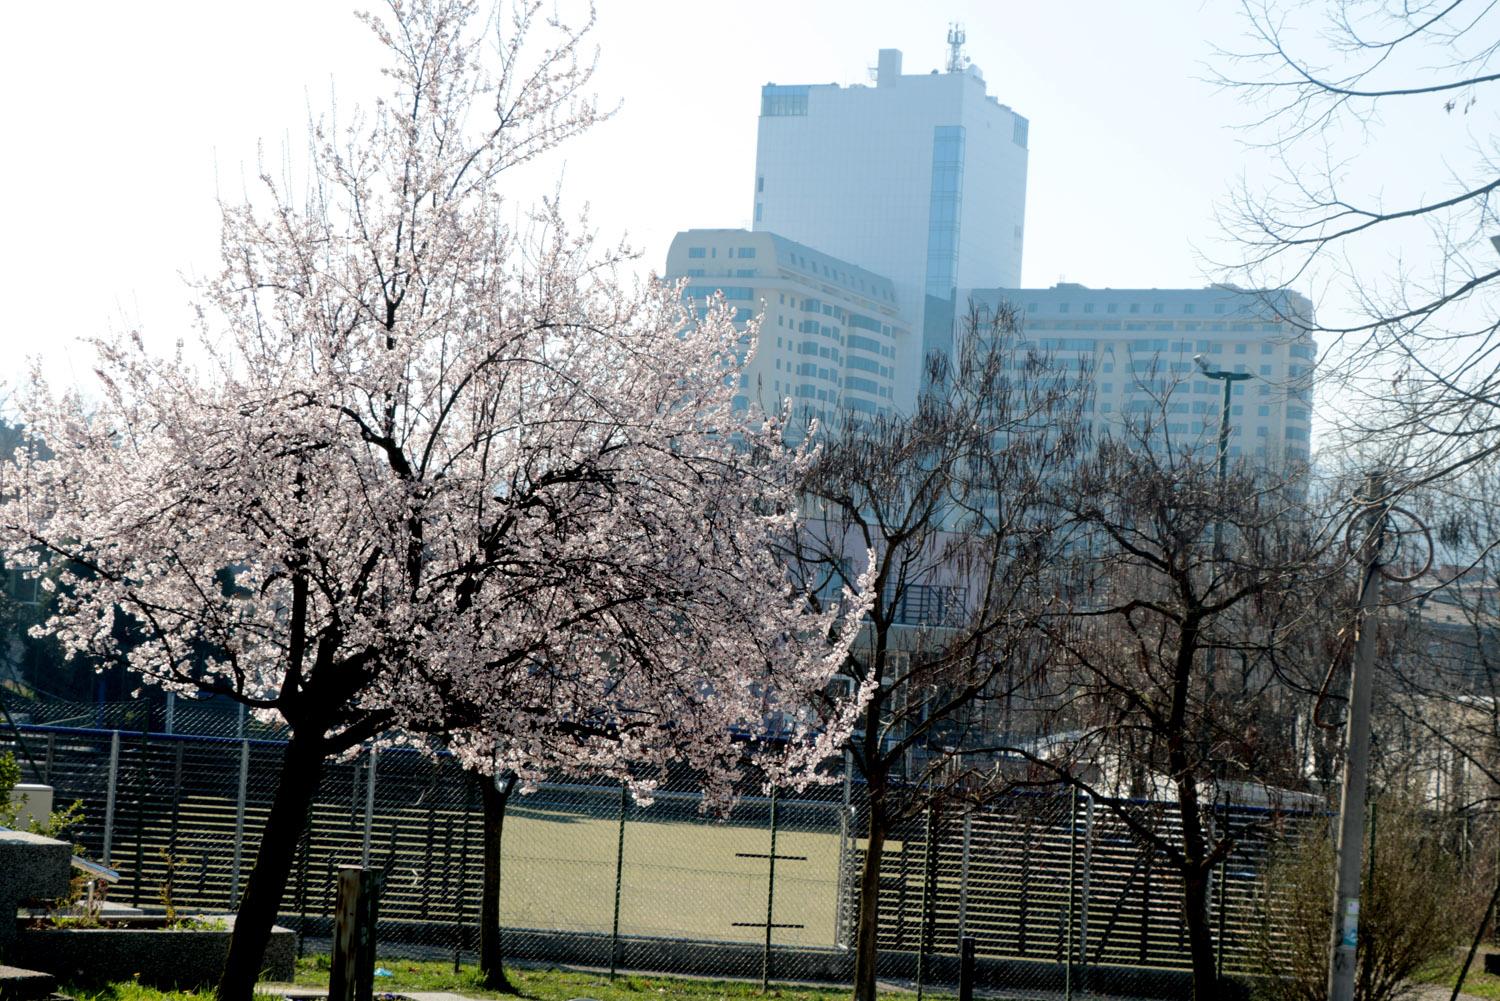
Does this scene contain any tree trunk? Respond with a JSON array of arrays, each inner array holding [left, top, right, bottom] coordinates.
[[1181, 863, 1218, 1001], [217, 727, 325, 1001], [852, 794, 889, 1001], [479, 771, 517, 992]]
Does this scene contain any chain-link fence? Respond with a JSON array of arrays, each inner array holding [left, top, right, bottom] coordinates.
[[2, 698, 1323, 999]]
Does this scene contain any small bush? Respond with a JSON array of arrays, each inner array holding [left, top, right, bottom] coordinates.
[[1252, 797, 1482, 1001]]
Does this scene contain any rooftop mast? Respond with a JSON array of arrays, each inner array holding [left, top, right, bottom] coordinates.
[[946, 24, 967, 73]]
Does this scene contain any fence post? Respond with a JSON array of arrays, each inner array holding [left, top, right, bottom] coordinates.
[[131, 718, 150, 906], [296, 808, 312, 959], [1080, 792, 1094, 984], [168, 742, 184, 859], [454, 768, 476, 970], [1019, 813, 1030, 957], [102, 730, 120, 865], [610, 781, 628, 978], [957, 811, 972, 942], [837, 749, 852, 947], [1216, 799, 1236, 981], [361, 747, 378, 868], [229, 733, 250, 908], [1216, 853, 1229, 980], [916, 805, 934, 1001], [165, 692, 175, 735], [959, 934, 976, 1001], [1065, 787, 1079, 1001], [330, 865, 383, 1001], [762, 786, 780, 991]]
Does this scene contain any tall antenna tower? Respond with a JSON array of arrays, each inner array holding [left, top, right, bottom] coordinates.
[[946, 23, 967, 73]]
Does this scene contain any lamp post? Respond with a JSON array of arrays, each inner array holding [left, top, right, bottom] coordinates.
[[1194, 355, 1254, 494], [1192, 355, 1254, 947]]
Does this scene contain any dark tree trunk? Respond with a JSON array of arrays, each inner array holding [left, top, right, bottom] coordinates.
[[1165, 619, 1219, 1001], [479, 771, 517, 992], [217, 726, 325, 1001], [1181, 862, 1218, 1001], [852, 793, 889, 1001], [1173, 765, 1220, 1001]]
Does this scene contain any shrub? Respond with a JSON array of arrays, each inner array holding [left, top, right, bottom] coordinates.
[[1251, 797, 1481, 1001]]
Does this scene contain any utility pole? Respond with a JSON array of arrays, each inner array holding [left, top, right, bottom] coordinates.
[[1327, 471, 1390, 1001]]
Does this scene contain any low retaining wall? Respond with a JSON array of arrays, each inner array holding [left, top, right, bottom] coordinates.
[[18, 917, 295, 989]]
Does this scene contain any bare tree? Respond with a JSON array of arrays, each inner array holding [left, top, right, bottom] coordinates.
[[780, 306, 1089, 1001], [1014, 413, 1340, 1001], [1216, 0, 1500, 485]]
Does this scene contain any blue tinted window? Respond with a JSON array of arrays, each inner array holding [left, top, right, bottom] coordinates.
[[761, 85, 809, 116]]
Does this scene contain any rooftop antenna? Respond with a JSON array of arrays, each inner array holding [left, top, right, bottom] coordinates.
[[946, 23, 967, 73]]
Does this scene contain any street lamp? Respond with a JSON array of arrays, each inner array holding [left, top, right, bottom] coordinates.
[[1193, 354, 1254, 488], [1192, 355, 1256, 984]]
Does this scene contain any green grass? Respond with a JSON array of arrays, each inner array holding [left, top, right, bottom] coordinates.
[[60, 985, 283, 1001], [1411, 948, 1500, 999], [288, 957, 866, 1001], [60, 958, 902, 1001]]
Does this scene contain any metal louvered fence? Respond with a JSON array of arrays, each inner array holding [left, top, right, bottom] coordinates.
[[2, 698, 1321, 1000]]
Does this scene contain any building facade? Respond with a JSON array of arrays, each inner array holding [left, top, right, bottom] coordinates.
[[664, 228, 910, 428], [969, 284, 1316, 468], [752, 47, 1029, 409]]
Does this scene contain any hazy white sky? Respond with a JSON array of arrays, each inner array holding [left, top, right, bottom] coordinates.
[[0, 0, 1467, 393]]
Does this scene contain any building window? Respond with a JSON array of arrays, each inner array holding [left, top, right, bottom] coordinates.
[[738, 247, 757, 259], [757, 175, 764, 193], [688, 247, 706, 259], [761, 85, 809, 116]]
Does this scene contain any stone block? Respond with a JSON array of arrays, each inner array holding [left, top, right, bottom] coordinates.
[[0, 831, 71, 963]]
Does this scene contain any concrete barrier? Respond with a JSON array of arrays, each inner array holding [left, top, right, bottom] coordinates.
[[0, 830, 71, 961], [17, 917, 296, 989]]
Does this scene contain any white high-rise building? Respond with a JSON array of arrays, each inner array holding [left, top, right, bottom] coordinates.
[[752, 45, 1029, 410], [969, 284, 1317, 468], [664, 228, 909, 427]]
